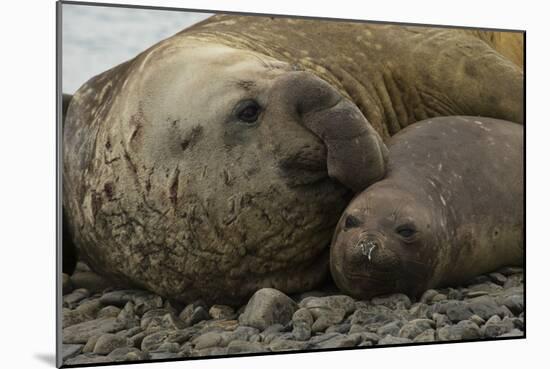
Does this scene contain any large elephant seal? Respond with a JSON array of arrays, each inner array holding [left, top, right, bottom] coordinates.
[[330, 116, 524, 299], [63, 14, 524, 304]]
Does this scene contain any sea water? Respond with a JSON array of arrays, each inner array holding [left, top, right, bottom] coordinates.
[[62, 4, 212, 93]]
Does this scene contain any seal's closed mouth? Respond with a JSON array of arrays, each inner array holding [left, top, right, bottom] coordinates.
[[343, 270, 396, 283], [280, 168, 328, 187], [278, 149, 329, 187], [335, 269, 398, 298]]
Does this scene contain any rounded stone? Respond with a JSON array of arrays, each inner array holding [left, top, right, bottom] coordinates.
[[209, 305, 235, 320], [62, 344, 83, 361], [467, 297, 509, 320], [447, 288, 464, 300], [299, 295, 356, 317], [82, 335, 101, 353], [63, 317, 127, 344], [326, 323, 351, 334], [431, 294, 447, 303], [93, 333, 128, 355], [413, 329, 436, 342], [227, 340, 268, 354], [408, 303, 431, 319], [436, 320, 480, 341], [398, 319, 435, 339], [117, 301, 139, 328], [192, 332, 223, 350], [501, 295, 524, 315], [179, 302, 210, 326], [62, 273, 74, 295], [64, 354, 111, 365], [156, 342, 180, 353], [376, 321, 403, 337], [239, 288, 298, 330], [63, 288, 91, 308], [70, 271, 113, 294], [483, 316, 515, 337], [420, 289, 439, 304], [503, 273, 524, 288], [488, 272, 508, 285], [446, 302, 472, 323], [63, 299, 103, 328], [141, 330, 174, 352], [498, 328, 524, 338], [107, 347, 143, 361], [269, 338, 308, 352], [432, 313, 451, 328], [314, 333, 361, 349], [455, 320, 482, 340], [291, 308, 313, 340], [378, 335, 413, 345], [498, 267, 523, 276], [99, 290, 139, 307], [469, 314, 486, 326], [371, 294, 411, 310], [259, 324, 285, 344], [97, 306, 122, 319], [311, 311, 345, 333]]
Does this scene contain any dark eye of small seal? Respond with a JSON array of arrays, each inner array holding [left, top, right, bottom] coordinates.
[[344, 214, 362, 229], [396, 225, 416, 239], [235, 100, 261, 123]]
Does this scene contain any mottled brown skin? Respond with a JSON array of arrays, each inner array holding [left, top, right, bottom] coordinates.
[[330, 117, 524, 299], [63, 14, 524, 304], [468, 30, 524, 69], [185, 15, 524, 134]]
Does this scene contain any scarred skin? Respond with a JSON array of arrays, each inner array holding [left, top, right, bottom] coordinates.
[[330, 116, 524, 299], [63, 14, 524, 304]]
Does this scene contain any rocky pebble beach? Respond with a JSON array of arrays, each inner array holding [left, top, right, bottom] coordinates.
[[62, 262, 524, 365]]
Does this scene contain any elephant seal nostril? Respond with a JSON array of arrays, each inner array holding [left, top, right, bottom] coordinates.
[[357, 239, 378, 261], [367, 242, 377, 261]]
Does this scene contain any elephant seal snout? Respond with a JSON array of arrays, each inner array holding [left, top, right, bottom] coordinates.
[[330, 116, 524, 299]]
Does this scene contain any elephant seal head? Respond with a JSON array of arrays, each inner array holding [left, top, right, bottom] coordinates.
[[63, 37, 387, 304]]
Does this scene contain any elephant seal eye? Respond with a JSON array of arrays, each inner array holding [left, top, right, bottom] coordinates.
[[344, 214, 361, 229], [236, 100, 261, 123], [396, 225, 416, 239]]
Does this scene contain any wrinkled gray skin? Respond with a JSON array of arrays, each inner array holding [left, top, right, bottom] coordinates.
[[331, 117, 524, 300], [63, 15, 524, 304]]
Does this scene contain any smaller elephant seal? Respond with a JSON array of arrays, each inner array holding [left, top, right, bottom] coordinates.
[[330, 116, 524, 299]]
